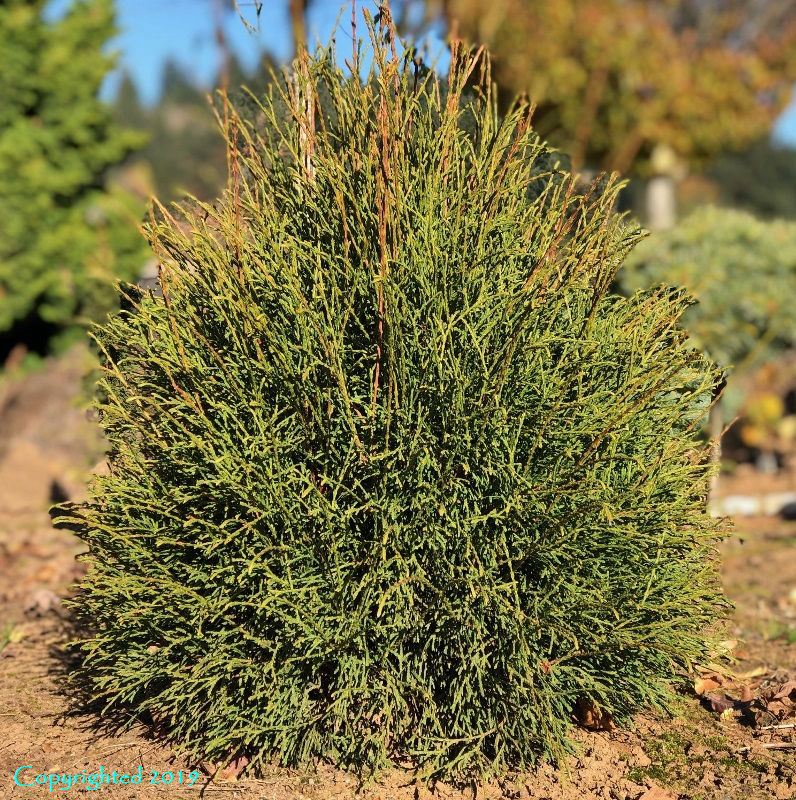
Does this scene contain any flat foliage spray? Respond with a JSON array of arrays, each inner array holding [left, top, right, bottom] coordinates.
[[63, 12, 728, 785]]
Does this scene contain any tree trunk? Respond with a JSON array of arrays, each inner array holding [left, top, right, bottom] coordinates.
[[708, 400, 723, 508], [289, 0, 306, 58]]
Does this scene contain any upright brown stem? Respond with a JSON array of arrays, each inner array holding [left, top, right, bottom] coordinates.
[[351, 0, 358, 76], [371, 3, 401, 420], [295, 53, 316, 186], [371, 96, 389, 420], [289, 0, 306, 58], [213, 0, 230, 93]]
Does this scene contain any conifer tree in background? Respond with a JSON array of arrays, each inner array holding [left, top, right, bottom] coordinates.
[[144, 59, 229, 202], [0, 0, 147, 360], [114, 72, 148, 132], [112, 56, 279, 203]]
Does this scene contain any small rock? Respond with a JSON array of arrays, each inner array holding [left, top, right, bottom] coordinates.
[[23, 588, 62, 616], [773, 781, 793, 800], [637, 784, 678, 800]]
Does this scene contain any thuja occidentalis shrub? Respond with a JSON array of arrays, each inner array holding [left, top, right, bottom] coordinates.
[[61, 13, 729, 785]]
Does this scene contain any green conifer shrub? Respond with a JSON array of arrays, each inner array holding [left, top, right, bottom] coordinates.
[[63, 22, 728, 785], [620, 206, 796, 414]]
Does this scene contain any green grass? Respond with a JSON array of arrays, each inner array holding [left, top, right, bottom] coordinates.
[[764, 621, 796, 645], [628, 723, 768, 794], [0, 623, 23, 652]]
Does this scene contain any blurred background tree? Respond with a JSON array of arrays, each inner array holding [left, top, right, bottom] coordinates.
[[706, 139, 796, 220], [393, 0, 796, 229], [620, 206, 796, 472], [109, 20, 279, 203], [621, 207, 796, 382], [109, 61, 228, 203], [0, 0, 149, 363]]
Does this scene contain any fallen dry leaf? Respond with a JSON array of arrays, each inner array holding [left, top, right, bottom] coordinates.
[[695, 674, 723, 695], [719, 707, 735, 723], [219, 756, 249, 781], [706, 694, 736, 713], [745, 706, 778, 728], [765, 699, 795, 720], [759, 678, 796, 719], [734, 665, 769, 681], [740, 674, 796, 727], [23, 588, 62, 617], [573, 698, 615, 731], [772, 681, 796, 702], [200, 756, 249, 782], [696, 662, 738, 680]]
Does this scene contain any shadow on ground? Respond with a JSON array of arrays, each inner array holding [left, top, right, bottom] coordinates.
[[1, 347, 794, 799]]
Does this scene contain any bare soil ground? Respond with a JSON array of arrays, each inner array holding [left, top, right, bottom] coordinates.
[[1, 348, 795, 800]]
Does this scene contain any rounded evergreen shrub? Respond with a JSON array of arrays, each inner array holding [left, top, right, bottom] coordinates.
[[620, 206, 796, 378], [63, 26, 727, 784], [620, 206, 796, 428]]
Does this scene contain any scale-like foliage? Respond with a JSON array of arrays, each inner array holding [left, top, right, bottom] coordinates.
[[63, 21, 727, 785]]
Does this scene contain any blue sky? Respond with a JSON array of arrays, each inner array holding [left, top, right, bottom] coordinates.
[[48, 0, 796, 146], [774, 92, 796, 145], [98, 0, 392, 103], [46, 0, 447, 104]]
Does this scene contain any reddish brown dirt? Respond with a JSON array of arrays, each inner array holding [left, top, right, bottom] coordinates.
[[1, 348, 795, 799], [714, 464, 796, 500]]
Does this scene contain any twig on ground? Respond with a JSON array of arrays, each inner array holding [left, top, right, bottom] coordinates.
[[739, 743, 796, 751]]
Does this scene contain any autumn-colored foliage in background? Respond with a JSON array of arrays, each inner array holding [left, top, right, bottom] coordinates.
[[429, 0, 796, 175]]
